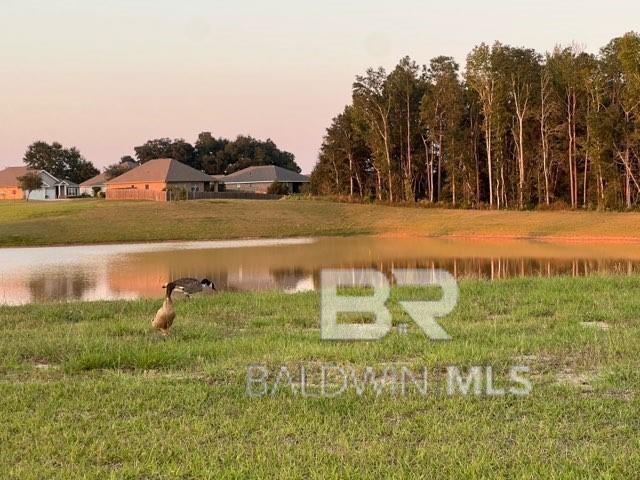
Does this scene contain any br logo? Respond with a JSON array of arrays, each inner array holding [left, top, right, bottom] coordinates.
[[320, 269, 458, 341]]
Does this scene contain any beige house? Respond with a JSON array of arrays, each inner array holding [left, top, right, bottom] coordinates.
[[0, 166, 79, 200], [106, 158, 211, 200]]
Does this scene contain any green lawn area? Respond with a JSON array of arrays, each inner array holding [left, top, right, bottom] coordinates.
[[1, 276, 639, 478], [3, 198, 640, 246]]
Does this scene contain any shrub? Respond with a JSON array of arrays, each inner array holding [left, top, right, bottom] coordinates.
[[166, 187, 187, 201], [267, 182, 290, 195], [536, 199, 570, 211]]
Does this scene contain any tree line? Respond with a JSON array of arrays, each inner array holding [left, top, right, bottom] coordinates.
[[132, 133, 300, 174], [311, 32, 640, 210]]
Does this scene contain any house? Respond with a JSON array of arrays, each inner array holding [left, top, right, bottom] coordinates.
[[56, 179, 79, 197], [80, 159, 138, 196], [218, 165, 309, 194], [106, 158, 211, 194], [79, 172, 109, 196], [0, 166, 79, 200]]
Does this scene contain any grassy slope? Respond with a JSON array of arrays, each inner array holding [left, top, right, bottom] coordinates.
[[3, 199, 640, 246], [1, 277, 639, 478]]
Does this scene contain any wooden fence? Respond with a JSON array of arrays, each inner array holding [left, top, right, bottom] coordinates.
[[106, 189, 281, 202], [106, 189, 167, 201]]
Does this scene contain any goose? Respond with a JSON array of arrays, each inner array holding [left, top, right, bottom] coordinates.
[[152, 282, 178, 336], [172, 278, 216, 298]]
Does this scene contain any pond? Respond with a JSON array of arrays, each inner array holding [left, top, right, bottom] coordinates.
[[1, 236, 640, 305]]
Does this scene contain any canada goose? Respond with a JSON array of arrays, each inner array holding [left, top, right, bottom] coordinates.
[[172, 277, 216, 298], [152, 282, 178, 335]]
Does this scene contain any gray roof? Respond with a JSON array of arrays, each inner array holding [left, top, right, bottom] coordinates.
[[107, 158, 212, 184], [219, 165, 309, 184], [58, 179, 79, 187], [80, 172, 108, 187]]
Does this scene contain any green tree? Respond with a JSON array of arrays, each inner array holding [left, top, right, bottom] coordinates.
[[133, 138, 174, 163], [421, 56, 465, 204], [466, 44, 499, 207], [62, 147, 99, 183], [499, 47, 541, 208], [353, 67, 395, 201], [387, 57, 424, 200], [17, 172, 43, 201], [195, 132, 229, 174], [546, 45, 592, 208], [223, 136, 299, 174], [23, 141, 67, 178], [105, 164, 131, 180], [134, 138, 197, 168], [23, 141, 98, 184], [600, 32, 640, 208], [314, 106, 371, 198]]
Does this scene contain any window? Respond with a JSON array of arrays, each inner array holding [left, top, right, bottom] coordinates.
[[145, 185, 149, 190]]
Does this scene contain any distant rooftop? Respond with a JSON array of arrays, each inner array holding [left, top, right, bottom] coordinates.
[[0, 166, 35, 187], [219, 165, 309, 184], [80, 171, 109, 187], [0, 166, 75, 187], [107, 158, 212, 184]]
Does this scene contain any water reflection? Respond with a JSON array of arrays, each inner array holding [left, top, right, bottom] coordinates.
[[27, 273, 97, 302], [1, 236, 640, 305]]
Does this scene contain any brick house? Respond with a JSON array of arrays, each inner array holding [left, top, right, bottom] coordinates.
[[106, 158, 211, 197]]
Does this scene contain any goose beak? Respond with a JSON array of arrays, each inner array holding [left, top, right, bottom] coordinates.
[[161, 283, 167, 289], [176, 286, 190, 298]]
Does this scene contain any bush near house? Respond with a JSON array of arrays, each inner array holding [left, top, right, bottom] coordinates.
[[267, 181, 290, 195], [164, 186, 188, 200]]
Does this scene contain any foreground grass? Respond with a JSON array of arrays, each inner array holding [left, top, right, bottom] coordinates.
[[1, 276, 639, 478], [3, 198, 640, 246]]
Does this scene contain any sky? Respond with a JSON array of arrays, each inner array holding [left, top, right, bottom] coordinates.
[[1, 0, 639, 174]]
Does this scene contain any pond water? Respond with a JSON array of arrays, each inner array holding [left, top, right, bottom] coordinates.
[[1, 236, 640, 305]]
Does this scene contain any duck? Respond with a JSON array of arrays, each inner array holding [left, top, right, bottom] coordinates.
[[171, 277, 216, 298], [152, 282, 178, 336]]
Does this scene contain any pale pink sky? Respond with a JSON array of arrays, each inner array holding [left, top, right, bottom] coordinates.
[[1, 0, 638, 173]]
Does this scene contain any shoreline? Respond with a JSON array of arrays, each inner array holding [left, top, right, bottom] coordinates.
[[5, 230, 640, 250], [380, 232, 640, 245]]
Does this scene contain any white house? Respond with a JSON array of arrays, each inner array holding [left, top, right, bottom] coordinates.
[[0, 166, 79, 200]]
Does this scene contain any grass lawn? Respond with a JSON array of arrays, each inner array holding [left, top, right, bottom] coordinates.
[[3, 198, 640, 246], [1, 276, 639, 478]]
